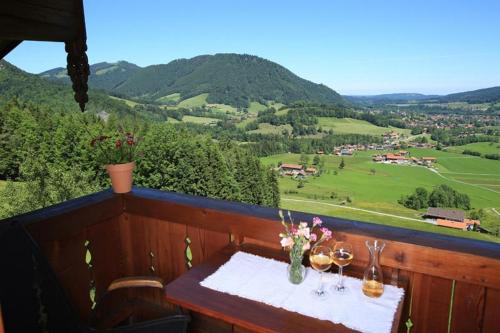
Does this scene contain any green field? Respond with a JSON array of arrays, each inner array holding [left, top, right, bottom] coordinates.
[[109, 95, 140, 107], [178, 93, 209, 108], [156, 93, 181, 104], [317, 117, 412, 136], [181, 115, 219, 125], [0, 181, 5, 190], [261, 149, 500, 242], [207, 103, 238, 114], [248, 123, 293, 135], [248, 102, 267, 114], [445, 142, 500, 155]]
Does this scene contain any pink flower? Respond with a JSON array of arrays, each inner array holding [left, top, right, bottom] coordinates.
[[299, 222, 308, 228], [302, 242, 311, 251], [280, 237, 294, 248], [320, 227, 332, 240], [296, 227, 310, 239], [313, 217, 322, 227], [290, 225, 298, 235], [310, 233, 317, 242]]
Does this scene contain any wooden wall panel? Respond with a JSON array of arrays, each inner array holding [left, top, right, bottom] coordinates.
[[450, 282, 485, 333], [154, 218, 175, 283], [187, 226, 231, 266], [86, 217, 124, 300], [118, 213, 152, 276], [409, 273, 452, 333], [482, 288, 500, 333], [37, 230, 91, 320], [165, 221, 188, 282]]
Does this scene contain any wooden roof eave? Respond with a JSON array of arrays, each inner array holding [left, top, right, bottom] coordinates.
[[0, 0, 89, 111]]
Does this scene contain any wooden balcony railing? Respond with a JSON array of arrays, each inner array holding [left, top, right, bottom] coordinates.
[[2, 187, 500, 332]]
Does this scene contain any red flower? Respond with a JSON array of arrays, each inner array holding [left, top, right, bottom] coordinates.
[[115, 139, 122, 148], [127, 138, 134, 146]]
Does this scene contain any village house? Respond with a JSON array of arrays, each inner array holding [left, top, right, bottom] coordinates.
[[382, 131, 400, 143], [372, 153, 438, 166], [421, 157, 437, 166], [340, 148, 353, 156], [279, 163, 303, 176], [423, 207, 480, 231]]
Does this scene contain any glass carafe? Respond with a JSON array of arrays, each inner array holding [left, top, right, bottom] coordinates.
[[362, 240, 385, 298]]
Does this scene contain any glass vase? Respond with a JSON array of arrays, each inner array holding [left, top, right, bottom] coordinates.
[[362, 240, 385, 298], [288, 249, 306, 284]]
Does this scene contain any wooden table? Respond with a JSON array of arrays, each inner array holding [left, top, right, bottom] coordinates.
[[165, 244, 406, 333]]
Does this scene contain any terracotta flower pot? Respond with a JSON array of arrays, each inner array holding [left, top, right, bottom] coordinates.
[[105, 161, 135, 193]]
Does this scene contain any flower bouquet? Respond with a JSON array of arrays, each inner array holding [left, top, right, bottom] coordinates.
[[279, 211, 332, 284]]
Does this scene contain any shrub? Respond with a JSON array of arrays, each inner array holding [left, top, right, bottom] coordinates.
[[462, 149, 481, 157]]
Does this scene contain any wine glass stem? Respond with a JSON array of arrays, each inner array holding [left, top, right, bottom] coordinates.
[[317, 272, 324, 294], [338, 266, 343, 288]]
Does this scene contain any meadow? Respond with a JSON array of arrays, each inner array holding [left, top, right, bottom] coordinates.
[[261, 149, 500, 242], [177, 93, 209, 108], [317, 117, 412, 136], [181, 115, 219, 125], [248, 123, 293, 135], [444, 142, 500, 155]]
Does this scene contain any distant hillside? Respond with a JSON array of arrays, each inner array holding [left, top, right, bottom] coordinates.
[[40, 61, 141, 91], [41, 54, 346, 108], [346, 93, 439, 105], [0, 60, 138, 117], [436, 86, 500, 103], [346, 87, 500, 106]]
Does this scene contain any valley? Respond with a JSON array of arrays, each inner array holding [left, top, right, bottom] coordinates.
[[261, 148, 500, 242], [1, 55, 499, 242]]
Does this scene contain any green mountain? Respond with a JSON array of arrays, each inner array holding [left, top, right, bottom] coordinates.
[[40, 61, 141, 91], [436, 86, 500, 103], [0, 60, 139, 117], [41, 54, 346, 108]]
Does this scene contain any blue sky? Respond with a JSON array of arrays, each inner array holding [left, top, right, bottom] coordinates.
[[5, 0, 500, 95]]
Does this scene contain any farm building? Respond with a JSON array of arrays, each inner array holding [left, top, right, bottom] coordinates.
[[424, 207, 465, 222], [422, 157, 437, 165], [423, 207, 480, 231], [372, 153, 437, 166], [280, 163, 303, 172]]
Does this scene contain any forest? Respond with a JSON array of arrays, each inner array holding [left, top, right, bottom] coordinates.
[[0, 99, 279, 219]]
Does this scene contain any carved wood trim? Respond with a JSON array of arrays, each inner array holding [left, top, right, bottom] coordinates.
[[65, 38, 89, 112]]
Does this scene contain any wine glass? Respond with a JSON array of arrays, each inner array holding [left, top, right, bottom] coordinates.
[[309, 244, 333, 299], [331, 242, 353, 293]]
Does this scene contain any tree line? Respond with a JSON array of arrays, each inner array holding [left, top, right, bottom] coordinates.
[[0, 98, 279, 219]]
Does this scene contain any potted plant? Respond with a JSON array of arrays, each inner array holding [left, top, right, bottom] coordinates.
[[279, 211, 332, 284], [91, 131, 141, 193]]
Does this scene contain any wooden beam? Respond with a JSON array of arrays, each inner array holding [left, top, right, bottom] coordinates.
[[0, 1, 79, 41], [0, 40, 21, 59]]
